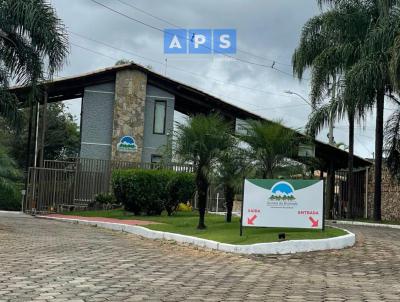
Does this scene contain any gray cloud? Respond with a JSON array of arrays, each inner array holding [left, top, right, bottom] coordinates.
[[52, 0, 378, 158]]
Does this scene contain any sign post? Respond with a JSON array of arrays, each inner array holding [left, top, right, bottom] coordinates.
[[240, 177, 245, 236], [242, 179, 324, 230]]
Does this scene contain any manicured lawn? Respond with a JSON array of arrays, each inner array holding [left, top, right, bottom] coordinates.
[[63, 209, 347, 245]]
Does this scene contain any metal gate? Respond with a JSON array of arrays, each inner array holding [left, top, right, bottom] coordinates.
[[24, 158, 193, 214], [333, 168, 367, 219]]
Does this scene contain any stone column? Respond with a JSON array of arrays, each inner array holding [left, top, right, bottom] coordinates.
[[111, 69, 147, 162]]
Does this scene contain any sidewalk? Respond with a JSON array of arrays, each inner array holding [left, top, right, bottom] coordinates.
[[43, 214, 158, 226]]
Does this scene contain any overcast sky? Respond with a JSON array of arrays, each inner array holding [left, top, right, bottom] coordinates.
[[48, 0, 394, 159]]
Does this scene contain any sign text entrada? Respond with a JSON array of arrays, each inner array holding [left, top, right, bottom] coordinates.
[[164, 29, 236, 54]]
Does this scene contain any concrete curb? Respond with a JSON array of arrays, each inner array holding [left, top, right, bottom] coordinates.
[[37, 216, 356, 255], [0, 210, 23, 214], [331, 220, 400, 230]]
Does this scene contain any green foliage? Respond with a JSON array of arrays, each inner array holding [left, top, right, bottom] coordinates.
[[112, 169, 195, 216], [294, 0, 400, 219], [0, 145, 22, 211], [95, 193, 116, 205], [0, 103, 80, 169], [174, 114, 234, 228], [0, 184, 21, 211], [165, 173, 196, 216], [239, 120, 297, 178], [41, 103, 80, 160], [174, 114, 234, 171], [0, 0, 69, 127]]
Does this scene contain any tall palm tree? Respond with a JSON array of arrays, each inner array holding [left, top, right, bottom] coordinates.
[[240, 120, 296, 179], [305, 86, 367, 218], [293, 2, 370, 219], [294, 0, 400, 220], [174, 114, 233, 229], [0, 0, 68, 127]]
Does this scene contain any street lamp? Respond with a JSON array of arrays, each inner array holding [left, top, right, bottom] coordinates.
[[284, 90, 334, 145], [284, 90, 312, 107]]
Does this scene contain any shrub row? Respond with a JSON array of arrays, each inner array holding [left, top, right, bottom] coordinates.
[[0, 184, 22, 211], [112, 169, 195, 216]]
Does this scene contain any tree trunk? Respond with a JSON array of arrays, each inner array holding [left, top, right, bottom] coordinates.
[[196, 168, 208, 229], [326, 161, 335, 219], [374, 89, 384, 221], [225, 184, 235, 223], [347, 112, 355, 219]]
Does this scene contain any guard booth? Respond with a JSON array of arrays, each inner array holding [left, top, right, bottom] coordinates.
[[10, 63, 372, 214]]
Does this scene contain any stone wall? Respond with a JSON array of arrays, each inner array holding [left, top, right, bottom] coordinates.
[[367, 165, 400, 221], [111, 69, 147, 162]]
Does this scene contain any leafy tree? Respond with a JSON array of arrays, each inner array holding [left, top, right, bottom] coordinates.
[[174, 114, 233, 229], [40, 103, 80, 161], [1, 103, 80, 169], [240, 120, 296, 179], [0, 0, 68, 127]]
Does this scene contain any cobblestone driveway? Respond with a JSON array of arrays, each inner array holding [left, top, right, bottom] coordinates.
[[1, 213, 400, 301]]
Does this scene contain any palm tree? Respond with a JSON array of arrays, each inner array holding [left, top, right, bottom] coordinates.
[[293, 1, 371, 219], [240, 120, 296, 179], [174, 114, 233, 229], [216, 144, 250, 222], [305, 88, 366, 218], [294, 0, 400, 220], [0, 0, 68, 126]]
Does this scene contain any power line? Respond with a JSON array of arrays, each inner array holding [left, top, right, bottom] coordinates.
[[69, 42, 310, 114], [88, 0, 303, 80], [115, 0, 293, 68], [70, 42, 118, 61], [69, 31, 298, 100]]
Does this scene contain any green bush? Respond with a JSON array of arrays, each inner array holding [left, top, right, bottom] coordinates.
[[0, 184, 22, 211], [165, 173, 196, 216], [95, 193, 116, 204], [112, 169, 195, 216]]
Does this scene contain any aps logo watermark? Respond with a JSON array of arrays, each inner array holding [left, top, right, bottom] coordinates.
[[164, 29, 236, 54]]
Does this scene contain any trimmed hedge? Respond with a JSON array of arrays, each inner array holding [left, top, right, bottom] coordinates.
[[112, 169, 195, 216]]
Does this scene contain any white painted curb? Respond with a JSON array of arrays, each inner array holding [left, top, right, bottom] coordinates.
[[37, 216, 355, 255], [331, 220, 400, 230], [0, 210, 23, 214]]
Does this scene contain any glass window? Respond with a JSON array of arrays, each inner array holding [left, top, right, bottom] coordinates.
[[151, 154, 163, 163], [153, 100, 166, 134]]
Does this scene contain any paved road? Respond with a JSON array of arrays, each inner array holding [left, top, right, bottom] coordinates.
[[1, 213, 400, 302]]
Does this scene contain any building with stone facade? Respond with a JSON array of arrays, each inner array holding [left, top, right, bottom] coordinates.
[[12, 62, 371, 169]]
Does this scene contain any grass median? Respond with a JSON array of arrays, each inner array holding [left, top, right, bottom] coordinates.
[[62, 209, 346, 245]]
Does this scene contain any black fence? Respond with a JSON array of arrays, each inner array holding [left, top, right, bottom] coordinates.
[[333, 169, 367, 219], [25, 158, 193, 214]]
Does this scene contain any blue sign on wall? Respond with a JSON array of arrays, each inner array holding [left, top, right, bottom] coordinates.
[[117, 136, 137, 153], [164, 29, 236, 54]]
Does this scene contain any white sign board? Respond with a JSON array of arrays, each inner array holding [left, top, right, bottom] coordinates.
[[298, 143, 315, 158], [242, 179, 323, 229], [235, 118, 250, 135]]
